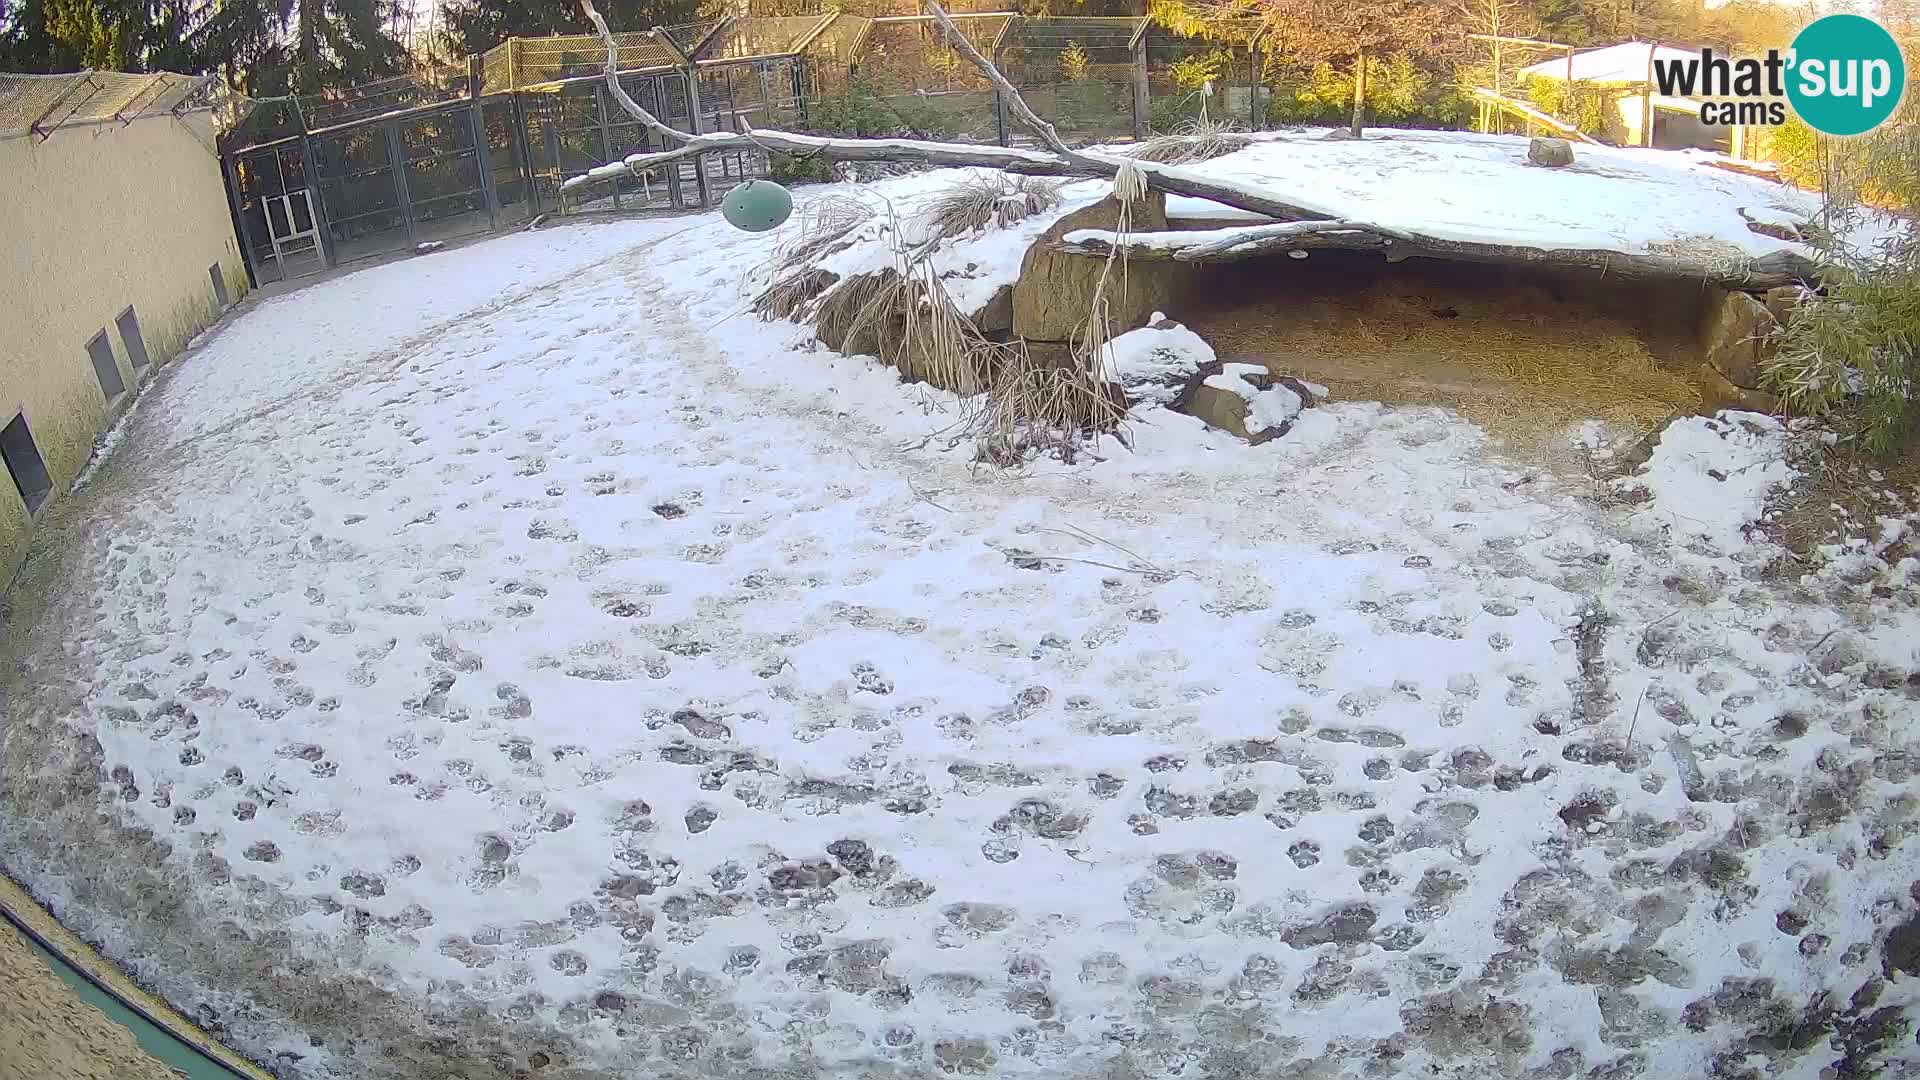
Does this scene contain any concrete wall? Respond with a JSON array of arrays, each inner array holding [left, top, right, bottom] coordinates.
[[0, 109, 246, 584]]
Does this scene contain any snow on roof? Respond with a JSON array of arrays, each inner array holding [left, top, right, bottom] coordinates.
[[1520, 41, 1700, 83], [1172, 128, 1820, 259]]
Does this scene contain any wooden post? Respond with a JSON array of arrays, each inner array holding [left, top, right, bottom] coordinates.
[[1131, 37, 1149, 140], [543, 108, 562, 212], [1642, 41, 1655, 147], [1349, 47, 1366, 138], [685, 66, 711, 205], [1248, 39, 1260, 129], [1491, 29, 1502, 135], [512, 94, 538, 218], [1565, 44, 1575, 133], [596, 83, 621, 211], [994, 43, 1010, 146]]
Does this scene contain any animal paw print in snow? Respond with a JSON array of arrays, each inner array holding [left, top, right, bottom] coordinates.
[[851, 662, 893, 695]]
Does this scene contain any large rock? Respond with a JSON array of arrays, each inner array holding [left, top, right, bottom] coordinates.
[[1172, 360, 1320, 444], [1102, 314, 1215, 406], [1013, 190, 1176, 343], [1762, 285, 1802, 327], [971, 284, 1014, 341], [1528, 137, 1575, 167], [1695, 365, 1780, 415], [1697, 288, 1779, 391]]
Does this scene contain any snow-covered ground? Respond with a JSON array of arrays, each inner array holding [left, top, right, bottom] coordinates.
[[3, 152, 1919, 1080]]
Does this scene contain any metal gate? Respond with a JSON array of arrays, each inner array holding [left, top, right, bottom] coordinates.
[[221, 74, 778, 287], [264, 191, 323, 273], [296, 99, 532, 269], [525, 72, 709, 212], [230, 141, 326, 283]]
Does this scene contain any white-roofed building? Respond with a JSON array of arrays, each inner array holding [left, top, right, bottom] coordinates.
[[1519, 40, 1764, 155], [1519, 41, 1700, 83]]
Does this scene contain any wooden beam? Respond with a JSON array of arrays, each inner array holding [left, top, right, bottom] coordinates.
[[1055, 224, 1820, 288], [1467, 32, 1576, 49], [790, 11, 842, 54], [652, 27, 692, 65]]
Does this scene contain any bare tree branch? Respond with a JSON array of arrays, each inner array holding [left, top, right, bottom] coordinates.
[[564, 134, 1078, 193], [567, 0, 1094, 194], [582, 0, 691, 145], [922, 0, 1073, 158]]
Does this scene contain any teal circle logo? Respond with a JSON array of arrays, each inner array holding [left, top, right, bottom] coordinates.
[[1787, 14, 1906, 137]]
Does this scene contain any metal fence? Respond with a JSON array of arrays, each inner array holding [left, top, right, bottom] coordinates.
[[1144, 22, 1266, 131], [0, 71, 217, 140], [999, 17, 1149, 144], [214, 12, 1276, 287]]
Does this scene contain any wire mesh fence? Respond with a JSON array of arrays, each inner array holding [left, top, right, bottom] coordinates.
[[702, 15, 837, 62], [197, 11, 1283, 287], [660, 20, 728, 59], [476, 31, 686, 94], [1143, 23, 1265, 132], [298, 72, 465, 130], [0, 70, 216, 139], [802, 13, 1007, 142], [998, 17, 1147, 143]]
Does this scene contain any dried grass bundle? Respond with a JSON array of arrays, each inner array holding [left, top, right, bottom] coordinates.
[[977, 350, 1128, 465], [753, 196, 876, 322], [779, 174, 1130, 466], [815, 264, 996, 398], [1128, 117, 1253, 165], [754, 268, 840, 322], [914, 173, 1064, 243]]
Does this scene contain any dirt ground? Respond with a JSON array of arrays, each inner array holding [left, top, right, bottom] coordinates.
[[0, 920, 181, 1080], [1756, 434, 1920, 558], [1181, 251, 1743, 469]]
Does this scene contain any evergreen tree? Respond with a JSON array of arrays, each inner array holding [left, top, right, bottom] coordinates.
[[1, 0, 406, 97], [1762, 30, 1920, 454], [0, 0, 194, 71], [1256, 0, 1461, 134], [441, 0, 700, 57], [1, 0, 88, 72]]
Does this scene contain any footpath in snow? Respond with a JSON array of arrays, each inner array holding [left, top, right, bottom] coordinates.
[[1, 158, 1918, 1080]]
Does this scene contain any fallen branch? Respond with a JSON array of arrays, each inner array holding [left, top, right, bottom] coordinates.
[[565, 133, 1070, 191]]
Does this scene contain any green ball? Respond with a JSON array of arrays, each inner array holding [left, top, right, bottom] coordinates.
[[720, 179, 793, 233]]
